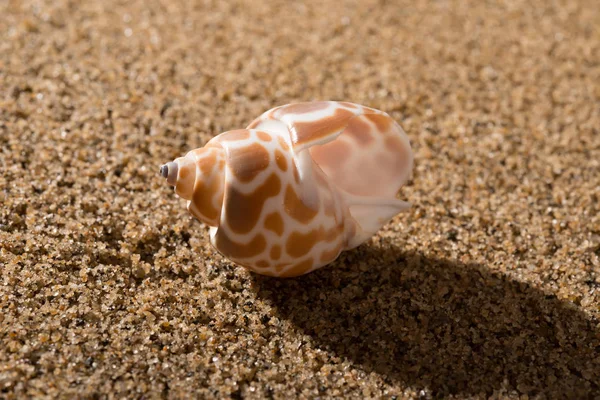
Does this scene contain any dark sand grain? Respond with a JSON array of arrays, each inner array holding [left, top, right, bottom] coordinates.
[[1, 0, 600, 398]]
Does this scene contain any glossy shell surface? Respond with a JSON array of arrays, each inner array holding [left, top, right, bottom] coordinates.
[[161, 101, 413, 277]]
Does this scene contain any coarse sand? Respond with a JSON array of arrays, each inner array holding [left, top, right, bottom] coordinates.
[[1, 0, 600, 398]]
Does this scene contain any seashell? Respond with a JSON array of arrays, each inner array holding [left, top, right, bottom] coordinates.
[[160, 101, 413, 277]]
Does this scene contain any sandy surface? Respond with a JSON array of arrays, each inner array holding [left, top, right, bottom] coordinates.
[[1, 0, 600, 398]]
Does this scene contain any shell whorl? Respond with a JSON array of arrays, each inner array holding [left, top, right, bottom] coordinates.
[[166, 145, 226, 227], [208, 129, 349, 277]]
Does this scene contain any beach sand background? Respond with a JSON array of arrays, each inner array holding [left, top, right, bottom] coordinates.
[[1, 0, 599, 398]]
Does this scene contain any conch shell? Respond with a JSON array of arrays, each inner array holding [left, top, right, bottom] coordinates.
[[160, 101, 413, 277]]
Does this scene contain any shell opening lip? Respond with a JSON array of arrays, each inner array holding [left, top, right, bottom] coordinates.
[[160, 162, 178, 186]]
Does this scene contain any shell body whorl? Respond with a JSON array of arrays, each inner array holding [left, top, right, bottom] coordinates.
[[162, 101, 413, 277]]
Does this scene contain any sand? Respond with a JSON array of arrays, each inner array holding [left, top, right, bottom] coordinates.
[[1, 0, 599, 398]]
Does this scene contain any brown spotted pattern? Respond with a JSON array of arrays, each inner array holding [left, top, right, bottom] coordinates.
[[224, 173, 281, 234], [212, 127, 349, 277], [166, 102, 412, 277], [292, 108, 356, 146], [213, 231, 267, 259], [228, 142, 270, 183], [256, 131, 272, 142], [183, 147, 226, 227], [284, 185, 318, 223], [264, 212, 284, 236], [274, 149, 287, 171]]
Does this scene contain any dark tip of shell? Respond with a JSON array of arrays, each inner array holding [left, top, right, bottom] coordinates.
[[160, 164, 169, 178], [161, 162, 178, 186]]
